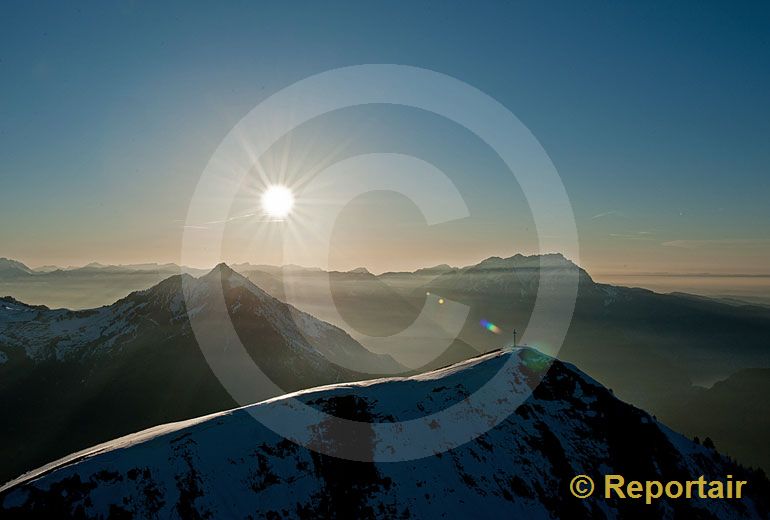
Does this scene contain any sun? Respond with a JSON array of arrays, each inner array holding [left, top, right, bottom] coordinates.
[[261, 185, 294, 219]]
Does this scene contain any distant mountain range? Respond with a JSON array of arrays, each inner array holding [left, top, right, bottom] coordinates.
[[0, 257, 201, 275], [236, 254, 770, 390], [0, 258, 210, 310], [238, 263, 479, 371], [1, 348, 766, 518], [0, 264, 400, 484]]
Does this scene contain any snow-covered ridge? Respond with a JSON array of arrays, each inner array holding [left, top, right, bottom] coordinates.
[[1, 347, 765, 519], [0, 348, 514, 492]]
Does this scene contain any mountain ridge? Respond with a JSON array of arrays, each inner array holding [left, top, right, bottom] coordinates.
[[2, 347, 767, 518]]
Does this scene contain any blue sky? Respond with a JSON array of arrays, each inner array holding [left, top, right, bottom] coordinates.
[[2, 1, 769, 274]]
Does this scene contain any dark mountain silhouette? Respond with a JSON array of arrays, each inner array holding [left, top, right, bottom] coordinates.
[[660, 367, 770, 475]]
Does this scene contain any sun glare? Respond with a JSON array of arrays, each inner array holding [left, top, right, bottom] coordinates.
[[261, 185, 295, 219]]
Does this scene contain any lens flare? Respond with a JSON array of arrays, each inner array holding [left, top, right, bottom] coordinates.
[[480, 319, 501, 334]]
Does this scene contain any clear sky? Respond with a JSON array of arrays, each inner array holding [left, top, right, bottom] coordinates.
[[2, 1, 769, 275]]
